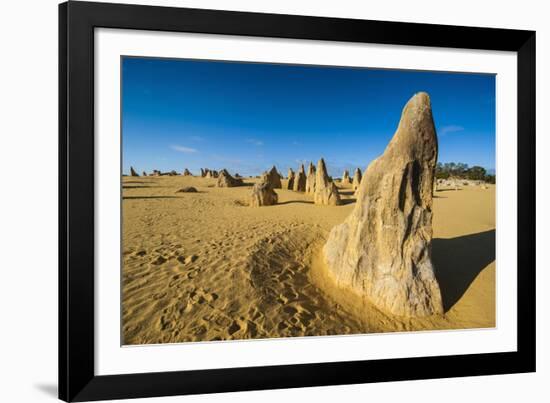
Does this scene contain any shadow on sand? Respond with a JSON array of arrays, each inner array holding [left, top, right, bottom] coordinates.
[[122, 195, 179, 200], [340, 198, 356, 205], [277, 200, 314, 205], [432, 229, 495, 312], [122, 185, 157, 189]]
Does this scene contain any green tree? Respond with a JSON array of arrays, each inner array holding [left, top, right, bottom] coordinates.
[[467, 166, 486, 180]]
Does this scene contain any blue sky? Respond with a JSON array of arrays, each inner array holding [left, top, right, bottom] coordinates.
[[122, 57, 495, 177]]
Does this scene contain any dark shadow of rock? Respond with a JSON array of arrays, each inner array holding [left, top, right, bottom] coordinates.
[[122, 185, 156, 189], [277, 200, 314, 205], [122, 196, 179, 200], [432, 229, 495, 312]]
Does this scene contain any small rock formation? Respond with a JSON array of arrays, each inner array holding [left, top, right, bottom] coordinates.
[[313, 158, 341, 206], [176, 186, 198, 193], [216, 169, 243, 187], [142, 171, 147, 177], [352, 168, 362, 192], [305, 162, 316, 194], [323, 92, 443, 317], [341, 170, 351, 184], [183, 168, 192, 176], [286, 168, 295, 190], [235, 173, 242, 178], [130, 166, 139, 177], [261, 166, 282, 189], [200, 168, 206, 177], [168, 170, 178, 176], [249, 181, 278, 207], [152, 170, 161, 176], [293, 164, 307, 192]]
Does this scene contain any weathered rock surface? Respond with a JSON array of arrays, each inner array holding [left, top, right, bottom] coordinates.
[[261, 166, 282, 189], [323, 92, 443, 317], [286, 168, 295, 190], [130, 166, 139, 177], [341, 170, 351, 184], [183, 168, 192, 176], [352, 168, 362, 192], [313, 158, 341, 206], [216, 169, 243, 187], [293, 164, 307, 192], [249, 181, 278, 207], [305, 162, 316, 194]]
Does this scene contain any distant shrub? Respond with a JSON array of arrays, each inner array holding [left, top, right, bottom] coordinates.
[[436, 162, 494, 184]]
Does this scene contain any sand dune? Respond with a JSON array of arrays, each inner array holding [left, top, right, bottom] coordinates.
[[122, 175, 495, 345]]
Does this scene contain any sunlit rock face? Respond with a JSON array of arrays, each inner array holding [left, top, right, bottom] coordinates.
[[323, 92, 443, 317]]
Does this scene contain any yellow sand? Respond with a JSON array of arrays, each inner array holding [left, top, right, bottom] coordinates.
[[122, 176, 495, 345]]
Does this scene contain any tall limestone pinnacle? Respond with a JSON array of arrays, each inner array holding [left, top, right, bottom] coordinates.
[[262, 166, 282, 189], [286, 168, 295, 190], [305, 162, 316, 194], [342, 170, 351, 184], [293, 164, 306, 192], [313, 158, 341, 206], [323, 92, 443, 317], [352, 168, 362, 192]]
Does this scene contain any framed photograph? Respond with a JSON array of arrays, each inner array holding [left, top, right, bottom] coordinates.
[[59, 1, 535, 401]]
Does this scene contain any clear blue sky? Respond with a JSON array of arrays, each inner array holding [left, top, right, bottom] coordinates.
[[122, 57, 495, 177]]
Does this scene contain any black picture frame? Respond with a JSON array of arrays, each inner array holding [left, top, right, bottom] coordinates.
[[59, 1, 536, 401]]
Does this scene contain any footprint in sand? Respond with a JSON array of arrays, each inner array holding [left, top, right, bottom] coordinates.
[[228, 321, 241, 336], [151, 255, 167, 265], [177, 254, 198, 264]]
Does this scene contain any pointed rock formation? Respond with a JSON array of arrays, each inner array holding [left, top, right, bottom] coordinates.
[[261, 166, 282, 189], [216, 169, 243, 187], [305, 162, 316, 194], [130, 166, 139, 177], [183, 168, 192, 176], [313, 158, 341, 206], [249, 181, 278, 207], [142, 171, 147, 177], [200, 168, 206, 177], [341, 170, 351, 185], [293, 164, 307, 192], [323, 92, 443, 317], [352, 168, 362, 192], [286, 168, 295, 190]]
